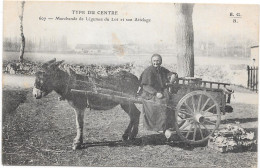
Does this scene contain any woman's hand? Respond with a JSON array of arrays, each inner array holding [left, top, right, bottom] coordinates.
[[156, 92, 163, 99], [169, 73, 178, 83]]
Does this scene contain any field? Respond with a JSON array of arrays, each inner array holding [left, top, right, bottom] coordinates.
[[2, 52, 258, 167]]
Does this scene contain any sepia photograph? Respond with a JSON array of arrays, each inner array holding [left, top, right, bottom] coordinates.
[[2, 0, 259, 167]]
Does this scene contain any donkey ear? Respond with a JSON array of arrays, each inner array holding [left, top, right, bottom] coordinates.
[[64, 66, 76, 76], [55, 60, 65, 67], [48, 60, 65, 70], [42, 58, 56, 70]]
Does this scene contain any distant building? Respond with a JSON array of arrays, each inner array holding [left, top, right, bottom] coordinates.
[[251, 46, 259, 66], [74, 43, 176, 55], [75, 44, 112, 54]]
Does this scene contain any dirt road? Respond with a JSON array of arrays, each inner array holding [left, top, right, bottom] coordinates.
[[3, 74, 35, 89], [2, 75, 258, 167]]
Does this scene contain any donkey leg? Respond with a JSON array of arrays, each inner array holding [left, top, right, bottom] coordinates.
[[73, 108, 85, 150], [129, 105, 141, 140], [120, 103, 141, 141], [127, 104, 140, 140], [121, 119, 133, 141]]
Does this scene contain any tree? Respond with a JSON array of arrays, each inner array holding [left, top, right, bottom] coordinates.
[[60, 35, 68, 51], [174, 3, 194, 77], [19, 1, 26, 63]]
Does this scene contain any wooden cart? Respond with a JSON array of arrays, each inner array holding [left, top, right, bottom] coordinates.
[[71, 77, 233, 145]]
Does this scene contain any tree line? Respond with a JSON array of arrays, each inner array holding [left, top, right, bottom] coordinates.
[[3, 36, 70, 52]]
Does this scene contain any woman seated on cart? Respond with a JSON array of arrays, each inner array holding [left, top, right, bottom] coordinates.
[[139, 53, 178, 139]]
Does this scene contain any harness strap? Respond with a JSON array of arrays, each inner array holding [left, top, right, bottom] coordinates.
[[58, 71, 76, 101], [67, 71, 92, 110]]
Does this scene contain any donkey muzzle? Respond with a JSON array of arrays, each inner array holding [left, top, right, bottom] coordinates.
[[33, 87, 43, 99]]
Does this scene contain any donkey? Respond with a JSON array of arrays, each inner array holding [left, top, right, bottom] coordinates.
[[33, 59, 141, 150]]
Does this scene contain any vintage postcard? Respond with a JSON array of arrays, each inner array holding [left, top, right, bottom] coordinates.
[[2, 0, 259, 167]]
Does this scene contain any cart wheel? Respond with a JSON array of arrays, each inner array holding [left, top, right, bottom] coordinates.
[[175, 90, 221, 144]]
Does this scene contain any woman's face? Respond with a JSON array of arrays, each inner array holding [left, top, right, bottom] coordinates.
[[151, 56, 162, 68]]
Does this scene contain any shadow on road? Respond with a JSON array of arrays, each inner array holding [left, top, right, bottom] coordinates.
[[80, 127, 257, 153], [80, 134, 206, 150], [221, 117, 258, 124]]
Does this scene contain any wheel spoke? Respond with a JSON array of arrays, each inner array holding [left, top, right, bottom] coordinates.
[[203, 114, 219, 118], [197, 94, 202, 112], [178, 113, 184, 119], [179, 121, 191, 130], [200, 98, 211, 112], [204, 104, 216, 113], [201, 123, 210, 134], [198, 124, 204, 139], [184, 101, 194, 114], [193, 123, 197, 141], [179, 109, 193, 116], [204, 119, 216, 125], [191, 96, 196, 113], [186, 123, 194, 138], [178, 114, 184, 119], [181, 117, 193, 121], [178, 115, 192, 121]]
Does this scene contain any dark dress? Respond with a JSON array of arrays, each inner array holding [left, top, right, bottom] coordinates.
[[140, 66, 175, 132]]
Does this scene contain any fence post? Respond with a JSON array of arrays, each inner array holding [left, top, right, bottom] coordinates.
[[247, 65, 250, 88], [255, 67, 257, 91], [249, 67, 253, 89], [255, 67, 258, 92], [251, 66, 255, 91], [256, 67, 258, 92]]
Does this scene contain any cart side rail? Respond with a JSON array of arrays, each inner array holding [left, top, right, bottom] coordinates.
[[170, 77, 230, 91]]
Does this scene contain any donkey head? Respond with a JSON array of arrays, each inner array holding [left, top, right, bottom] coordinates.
[[33, 58, 64, 99]]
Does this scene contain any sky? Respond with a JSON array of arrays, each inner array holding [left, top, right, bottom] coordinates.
[[3, 1, 259, 48]]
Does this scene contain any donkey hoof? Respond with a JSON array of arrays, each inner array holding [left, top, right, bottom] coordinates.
[[72, 138, 82, 150], [129, 136, 136, 141], [122, 134, 129, 141], [72, 143, 81, 150]]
